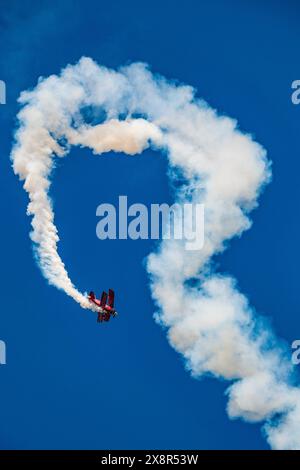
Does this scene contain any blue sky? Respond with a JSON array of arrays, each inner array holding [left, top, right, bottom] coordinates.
[[0, 0, 300, 450]]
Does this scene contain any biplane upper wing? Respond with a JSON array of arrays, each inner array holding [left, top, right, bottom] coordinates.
[[100, 291, 107, 307], [107, 289, 115, 308], [89, 291, 95, 299]]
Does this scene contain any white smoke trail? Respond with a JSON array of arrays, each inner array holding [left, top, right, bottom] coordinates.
[[11, 57, 300, 449]]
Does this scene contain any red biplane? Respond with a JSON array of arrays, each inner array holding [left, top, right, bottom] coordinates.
[[88, 289, 118, 323]]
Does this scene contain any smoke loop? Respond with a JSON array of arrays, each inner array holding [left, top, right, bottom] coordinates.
[[11, 57, 300, 449]]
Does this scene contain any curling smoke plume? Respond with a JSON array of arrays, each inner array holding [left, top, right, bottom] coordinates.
[[11, 57, 300, 448]]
